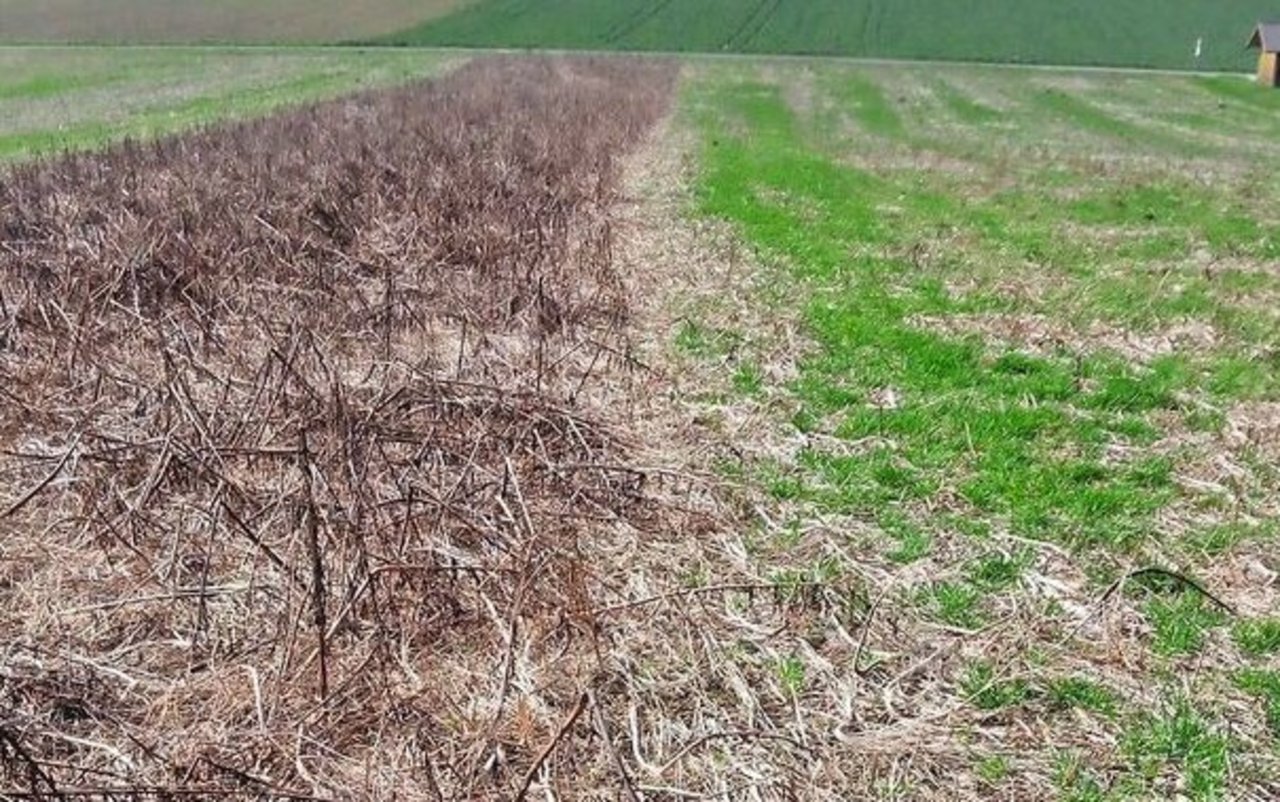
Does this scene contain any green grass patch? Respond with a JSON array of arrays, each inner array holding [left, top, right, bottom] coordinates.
[[1235, 670, 1280, 736], [674, 318, 743, 358], [932, 79, 1002, 125], [1122, 698, 1231, 800], [731, 360, 766, 395], [776, 654, 807, 697], [1137, 585, 1227, 656], [1182, 521, 1274, 552], [961, 661, 1031, 710], [1233, 618, 1280, 657], [1047, 676, 1118, 717], [1195, 75, 1280, 112], [879, 510, 932, 563], [690, 77, 1231, 553], [919, 581, 984, 629], [974, 754, 1010, 784], [1030, 88, 1141, 141], [0, 71, 118, 101], [965, 551, 1027, 591], [825, 70, 905, 140], [0, 49, 452, 162]]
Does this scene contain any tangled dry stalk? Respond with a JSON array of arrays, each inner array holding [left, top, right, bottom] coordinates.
[[0, 56, 689, 799]]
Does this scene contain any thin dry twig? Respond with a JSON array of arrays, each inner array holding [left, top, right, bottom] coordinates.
[[1092, 565, 1237, 617], [1, 435, 79, 519], [514, 692, 589, 802]]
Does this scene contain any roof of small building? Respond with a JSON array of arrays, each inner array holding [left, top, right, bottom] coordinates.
[[1249, 22, 1280, 51]]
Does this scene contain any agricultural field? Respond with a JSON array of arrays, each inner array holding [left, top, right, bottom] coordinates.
[[387, 0, 1276, 72], [3, 47, 1280, 801], [3, 0, 1274, 73], [0, 47, 456, 162], [652, 61, 1280, 799], [0, 55, 680, 798], [0, 0, 468, 44]]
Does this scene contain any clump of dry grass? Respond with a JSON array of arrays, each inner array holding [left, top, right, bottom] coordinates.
[[0, 56, 685, 798]]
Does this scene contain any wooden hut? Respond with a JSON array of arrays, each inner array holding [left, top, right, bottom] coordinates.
[[1249, 22, 1280, 87]]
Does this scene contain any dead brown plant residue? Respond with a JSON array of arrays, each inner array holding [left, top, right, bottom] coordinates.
[[0, 56, 685, 799]]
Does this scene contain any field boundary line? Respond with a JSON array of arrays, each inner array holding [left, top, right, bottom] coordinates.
[[0, 42, 1254, 79]]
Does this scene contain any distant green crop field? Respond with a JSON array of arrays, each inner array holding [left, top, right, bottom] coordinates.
[[0, 47, 457, 161], [0, 0, 469, 44], [385, 0, 1274, 71]]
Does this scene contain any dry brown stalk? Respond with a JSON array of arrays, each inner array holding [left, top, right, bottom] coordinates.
[[0, 55, 680, 798], [513, 690, 588, 801], [1, 435, 78, 518]]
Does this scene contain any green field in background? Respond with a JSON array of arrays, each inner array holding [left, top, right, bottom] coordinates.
[[0, 47, 455, 161], [385, 0, 1273, 71]]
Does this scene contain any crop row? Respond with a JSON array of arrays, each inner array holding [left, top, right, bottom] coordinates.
[[0, 56, 676, 797]]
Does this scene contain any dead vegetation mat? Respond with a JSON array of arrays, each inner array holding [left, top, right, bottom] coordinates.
[[0, 56, 694, 799]]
